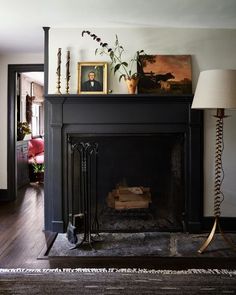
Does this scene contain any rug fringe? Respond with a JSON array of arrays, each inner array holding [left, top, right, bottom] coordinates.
[[0, 268, 235, 275]]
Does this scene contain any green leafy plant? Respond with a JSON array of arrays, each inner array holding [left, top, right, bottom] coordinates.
[[32, 159, 45, 174], [82, 30, 146, 82]]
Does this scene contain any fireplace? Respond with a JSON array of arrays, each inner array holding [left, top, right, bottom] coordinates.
[[68, 133, 185, 233], [44, 94, 203, 234]]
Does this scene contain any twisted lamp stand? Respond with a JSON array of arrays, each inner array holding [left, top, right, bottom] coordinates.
[[198, 108, 236, 253]]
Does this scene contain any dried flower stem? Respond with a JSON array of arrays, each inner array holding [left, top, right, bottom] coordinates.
[[82, 31, 145, 81]]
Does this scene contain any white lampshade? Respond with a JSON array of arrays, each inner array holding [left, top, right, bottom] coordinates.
[[192, 69, 236, 109]]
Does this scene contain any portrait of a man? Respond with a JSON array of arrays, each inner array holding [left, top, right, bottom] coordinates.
[[78, 63, 107, 94], [81, 71, 102, 91]]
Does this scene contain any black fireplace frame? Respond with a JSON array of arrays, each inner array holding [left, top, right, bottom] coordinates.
[[44, 94, 203, 233]]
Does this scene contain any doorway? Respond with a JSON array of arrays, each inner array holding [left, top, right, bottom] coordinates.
[[8, 64, 44, 201]]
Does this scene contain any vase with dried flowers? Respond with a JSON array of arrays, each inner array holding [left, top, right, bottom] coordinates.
[[17, 121, 31, 141], [82, 30, 146, 94]]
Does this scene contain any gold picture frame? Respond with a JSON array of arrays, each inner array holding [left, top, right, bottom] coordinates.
[[78, 62, 108, 94]]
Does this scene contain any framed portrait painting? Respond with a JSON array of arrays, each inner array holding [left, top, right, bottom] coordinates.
[[78, 62, 108, 94], [138, 55, 192, 95]]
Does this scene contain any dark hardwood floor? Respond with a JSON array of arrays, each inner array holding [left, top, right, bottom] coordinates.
[[0, 184, 236, 270], [0, 183, 51, 268]]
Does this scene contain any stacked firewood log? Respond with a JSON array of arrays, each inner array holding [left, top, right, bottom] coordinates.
[[107, 186, 152, 210]]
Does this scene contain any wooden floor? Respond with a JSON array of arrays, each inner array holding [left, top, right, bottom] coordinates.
[[0, 183, 51, 268], [0, 184, 236, 270]]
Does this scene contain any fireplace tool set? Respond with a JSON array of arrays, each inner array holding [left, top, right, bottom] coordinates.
[[67, 139, 101, 249]]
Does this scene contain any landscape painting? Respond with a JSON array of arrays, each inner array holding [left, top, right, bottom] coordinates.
[[138, 55, 192, 95]]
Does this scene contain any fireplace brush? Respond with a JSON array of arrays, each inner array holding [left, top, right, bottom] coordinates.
[[66, 214, 78, 244]]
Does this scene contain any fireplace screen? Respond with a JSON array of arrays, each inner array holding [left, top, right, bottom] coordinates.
[[67, 134, 185, 234]]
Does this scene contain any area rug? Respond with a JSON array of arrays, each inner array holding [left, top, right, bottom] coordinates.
[[1, 268, 236, 274], [0, 268, 235, 294], [47, 232, 236, 257]]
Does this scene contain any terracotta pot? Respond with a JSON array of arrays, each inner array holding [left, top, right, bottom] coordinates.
[[125, 77, 139, 94]]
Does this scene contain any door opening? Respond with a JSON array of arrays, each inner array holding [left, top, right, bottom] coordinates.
[[7, 64, 44, 201], [17, 72, 44, 187]]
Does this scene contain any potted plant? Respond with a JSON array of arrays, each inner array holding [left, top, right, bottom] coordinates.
[[32, 159, 45, 183], [17, 121, 31, 141], [82, 30, 146, 93]]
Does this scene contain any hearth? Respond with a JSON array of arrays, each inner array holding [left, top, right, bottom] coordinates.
[[44, 94, 203, 234]]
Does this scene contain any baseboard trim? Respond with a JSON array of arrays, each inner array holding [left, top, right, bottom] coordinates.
[[0, 189, 8, 201], [52, 221, 64, 233], [187, 221, 201, 233], [203, 217, 236, 232]]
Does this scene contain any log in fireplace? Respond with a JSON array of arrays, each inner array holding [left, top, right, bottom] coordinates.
[[44, 94, 203, 234]]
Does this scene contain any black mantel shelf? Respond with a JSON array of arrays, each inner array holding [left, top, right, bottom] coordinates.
[[45, 93, 194, 102], [44, 93, 203, 233]]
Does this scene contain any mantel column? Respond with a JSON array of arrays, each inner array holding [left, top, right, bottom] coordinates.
[[44, 97, 65, 232]]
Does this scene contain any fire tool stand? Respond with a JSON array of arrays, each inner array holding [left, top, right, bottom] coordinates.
[[69, 140, 100, 249]]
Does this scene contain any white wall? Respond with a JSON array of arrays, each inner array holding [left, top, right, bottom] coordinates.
[[48, 27, 236, 217], [1, 28, 236, 218], [0, 53, 43, 189], [48, 28, 236, 95]]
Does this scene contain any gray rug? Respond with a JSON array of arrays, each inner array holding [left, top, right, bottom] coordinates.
[[0, 269, 235, 294], [48, 232, 236, 257]]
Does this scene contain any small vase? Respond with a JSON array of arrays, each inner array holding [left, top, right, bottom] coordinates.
[[125, 77, 139, 94], [17, 133, 25, 141], [35, 172, 44, 183]]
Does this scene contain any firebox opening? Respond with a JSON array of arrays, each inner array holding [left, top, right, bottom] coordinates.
[[69, 133, 185, 234]]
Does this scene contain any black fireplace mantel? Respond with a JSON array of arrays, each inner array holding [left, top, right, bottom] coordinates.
[[44, 94, 203, 233]]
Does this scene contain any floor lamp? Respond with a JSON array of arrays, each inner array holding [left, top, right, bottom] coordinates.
[[192, 69, 236, 254]]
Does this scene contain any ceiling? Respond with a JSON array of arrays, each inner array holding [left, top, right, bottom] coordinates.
[[0, 0, 236, 54], [22, 72, 44, 86]]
